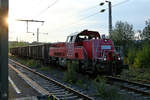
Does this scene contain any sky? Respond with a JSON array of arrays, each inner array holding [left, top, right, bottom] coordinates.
[[9, 0, 150, 43]]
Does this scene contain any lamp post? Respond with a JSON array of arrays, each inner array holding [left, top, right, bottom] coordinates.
[[100, 1, 112, 38]]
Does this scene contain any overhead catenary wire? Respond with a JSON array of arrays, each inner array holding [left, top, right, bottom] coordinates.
[[76, 0, 131, 23], [52, 0, 130, 32], [29, 0, 130, 33], [112, 0, 130, 7], [33, 0, 59, 19]]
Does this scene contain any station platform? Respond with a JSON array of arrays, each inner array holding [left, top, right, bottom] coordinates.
[[9, 66, 42, 100]]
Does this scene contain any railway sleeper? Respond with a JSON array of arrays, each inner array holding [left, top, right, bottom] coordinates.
[[38, 81, 50, 84], [48, 85, 60, 89], [51, 88, 65, 92], [54, 93, 74, 97], [131, 86, 140, 89], [50, 89, 66, 93], [47, 83, 58, 86], [143, 96, 150, 99], [42, 84, 52, 87], [121, 85, 150, 96], [44, 86, 61, 90], [76, 98, 84, 100], [133, 93, 142, 97], [143, 89, 150, 93], [58, 95, 79, 100], [52, 91, 70, 95], [139, 87, 147, 91], [125, 84, 139, 88]]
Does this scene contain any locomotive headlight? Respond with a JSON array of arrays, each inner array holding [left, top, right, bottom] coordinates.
[[104, 39, 107, 42], [104, 57, 106, 61], [118, 57, 121, 60]]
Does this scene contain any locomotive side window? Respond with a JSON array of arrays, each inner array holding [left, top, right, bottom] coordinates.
[[72, 36, 76, 42], [70, 36, 73, 42], [66, 36, 70, 42], [66, 36, 74, 43], [75, 35, 91, 42]]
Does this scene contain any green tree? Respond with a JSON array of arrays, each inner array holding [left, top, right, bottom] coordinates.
[[134, 43, 150, 68], [9, 41, 29, 52], [9, 41, 29, 48], [127, 47, 137, 65], [111, 21, 135, 55], [140, 19, 150, 40]]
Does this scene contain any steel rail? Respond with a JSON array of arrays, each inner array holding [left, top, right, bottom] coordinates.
[[136, 79, 150, 85], [105, 76, 150, 97], [9, 58, 94, 100]]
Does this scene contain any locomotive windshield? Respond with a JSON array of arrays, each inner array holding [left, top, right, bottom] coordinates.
[[67, 30, 100, 43]]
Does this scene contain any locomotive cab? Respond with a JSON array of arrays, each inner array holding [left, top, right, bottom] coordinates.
[[66, 30, 100, 43], [75, 30, 100, 43], [65, 30, 101, 59]]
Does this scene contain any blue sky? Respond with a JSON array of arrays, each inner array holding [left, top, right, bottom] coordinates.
[[9, 0, 150, 42]]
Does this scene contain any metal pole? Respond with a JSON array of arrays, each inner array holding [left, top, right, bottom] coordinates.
[[108, 1, 112, 37], [37, 28, 39, 42], [17, 19, 44, 34], [27, 21, 28, 33], [0, 0, 8, 99]]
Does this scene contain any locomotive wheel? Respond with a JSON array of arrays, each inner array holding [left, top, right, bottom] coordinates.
[[79, 65, 85, 73], [111, 63, 117, 76], [91, 67, 98, 77]]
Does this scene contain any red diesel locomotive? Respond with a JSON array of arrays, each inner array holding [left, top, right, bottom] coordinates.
[[10, 30, 124, 75], [49, 30, 123, 74]]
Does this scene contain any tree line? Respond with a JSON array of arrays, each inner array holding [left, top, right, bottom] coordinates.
[[111, 19, 150, 68]]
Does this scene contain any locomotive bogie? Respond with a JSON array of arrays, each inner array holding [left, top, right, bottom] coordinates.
[[58, 58, 67, 67]]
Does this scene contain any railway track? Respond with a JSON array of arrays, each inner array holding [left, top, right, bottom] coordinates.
[[9, 58, 94, 100], [105, 76, 150, 99], [136, 79, 150, 85]]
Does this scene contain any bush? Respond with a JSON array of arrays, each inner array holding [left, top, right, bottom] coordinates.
[[64, 60, 78, 84], [120, 67, 150, 81], [26, 59, 41, 68], [93, 76, 123, 100], [127, 47, 137, 65], [134, 43, 150, 68], [40, 67, 52, 71]]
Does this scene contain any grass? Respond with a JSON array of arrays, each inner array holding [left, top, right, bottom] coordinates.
[[63, 60, 90, 90], [63, 60, 78, 84], [120, 66, 150, 81], [25, 59, 41, 68], [75, 79, 89, 90], [40, 67, 52, 71], [93, 76, 125, 100], [9, 55, 41, 68]]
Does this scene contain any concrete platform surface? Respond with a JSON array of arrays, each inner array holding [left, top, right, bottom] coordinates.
[[9, 66, 41, 99]]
